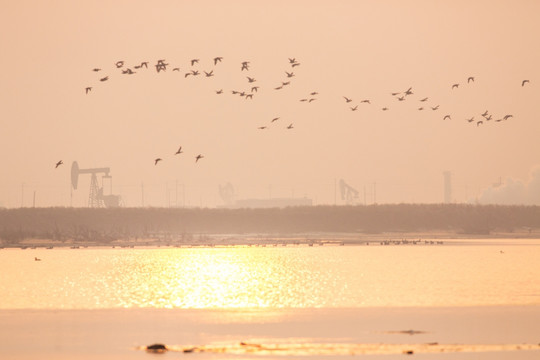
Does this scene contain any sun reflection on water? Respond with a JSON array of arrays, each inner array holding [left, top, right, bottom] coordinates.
[[1, 242, 540, 309]]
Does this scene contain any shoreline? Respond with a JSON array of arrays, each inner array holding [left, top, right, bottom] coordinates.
[[3, 230, 540, 249]]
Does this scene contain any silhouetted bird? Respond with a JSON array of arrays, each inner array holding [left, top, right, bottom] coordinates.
[[191, 59, 199, 66], [468, 76, 475, 83], [115, 61, 124, 68], [503, 114, 513, 120], [291, 62, 300, 68], [350, 106, 358, 111], [287, 123, 294, 129], [271, 117, 279, 122], [55, 160, 63, 168], [85, 87, 92, 94], [310, 92, 318, 96], [92, 68, 101, 72], [431, 105, 439, 110], [466, 117, 475, 123], [175, 146, 183, 155], [214, 57, 223, 65], [154, 158, 162, 165], [477, 120, 483, 126], [443, 115, 451, 120], [205, 70, 214, 77], [522, 80, 530, 86], [258, 126, 267, 130], [241, 62, 250, 71], [343, 96, 352, 103], [247, 76, 256, 83], [452, 83, 459, 89], [286, 71, 294, 78], [481, 110, 489, 117], [404, 87, 413, 96], [195, 154, 204, 162], [361, 99, 371, 104], [251, 86, 259, 92], [216, 89, 223, 94], [382, 107, 389, 111], [100, 76, 109, 82]]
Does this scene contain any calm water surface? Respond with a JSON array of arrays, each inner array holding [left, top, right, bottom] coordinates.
[[1, 240, 540, 309]]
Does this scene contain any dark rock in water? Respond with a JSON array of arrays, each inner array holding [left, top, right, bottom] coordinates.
[[146, 343, 167, 352]]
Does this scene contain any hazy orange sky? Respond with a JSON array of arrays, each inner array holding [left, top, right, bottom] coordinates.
[[1, 0, 539, 208]]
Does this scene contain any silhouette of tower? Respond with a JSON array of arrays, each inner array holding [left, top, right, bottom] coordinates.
[[443, 171, 452, 204]]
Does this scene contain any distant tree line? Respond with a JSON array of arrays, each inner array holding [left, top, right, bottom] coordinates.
[[1, 204, 539, 244]]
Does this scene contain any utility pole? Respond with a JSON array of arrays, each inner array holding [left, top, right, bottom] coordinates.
[[141, 182, 144, 207]]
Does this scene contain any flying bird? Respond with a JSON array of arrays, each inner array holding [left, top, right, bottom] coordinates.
[[213, 57, 223, 65], [443, 115, 451, 120], [476, 121, 483, 126], [360, 99, 371, 104], [154, 158, 162, 165], [115, 61, 124, 68], [241, 61, 250, 71], [291, 62, 300, 68], [175, 146, 183, 155], [466, 117, 475, 123], [55, 160, 63, 168], [190, 59, 199, 66], [85, 87, 92, 94], [382, 107, 389, 111], [522, 79, 530, 87], [286, 71, 295, 78], [100, 76, 109, 82], [195, 154, 204, 162], [247, 76, 256, 83], [468, 76, 475, 83], [350, 106, 358, 111], [251, 86, 259, 92], [310, 92, 318, 96], [420, 97, 428, 102], [204, 70, 214, 77], [287, 123, 294, 129], [343, 96, 353, 103], [92, 68, 101, 72], [258, 126, 267, 130], [452, 83, 459, 89], [431, 105, 439, 110], [503, 114, 513, 120], [271, 117, 279, 122], [216, 89, 223, 94]]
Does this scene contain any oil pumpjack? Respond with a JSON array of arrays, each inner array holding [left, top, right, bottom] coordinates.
[[71, 161, 121, 207]]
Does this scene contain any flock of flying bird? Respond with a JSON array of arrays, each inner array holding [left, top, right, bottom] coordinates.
[[54, 56, 533, 169]]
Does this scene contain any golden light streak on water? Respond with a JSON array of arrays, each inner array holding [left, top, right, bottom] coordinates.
[[1, 241, 540, 309]]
